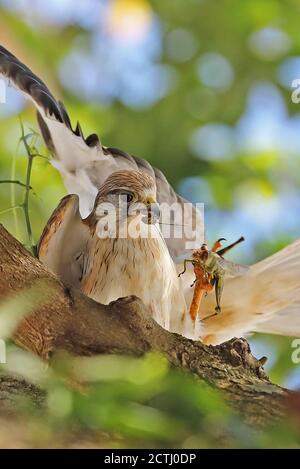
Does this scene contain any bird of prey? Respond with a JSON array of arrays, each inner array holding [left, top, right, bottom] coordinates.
[[1, 44, 300, 344], [38, 169, 192, 337]]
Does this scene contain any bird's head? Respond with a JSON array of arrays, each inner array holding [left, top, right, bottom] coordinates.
[[92, 170, 160, 238]]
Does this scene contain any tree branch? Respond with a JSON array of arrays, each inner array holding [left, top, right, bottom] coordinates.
[[0, 224, 288, 426]]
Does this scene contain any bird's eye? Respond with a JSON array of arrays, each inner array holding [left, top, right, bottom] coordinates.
[[126, 194, 133, 202], [120, 192, 134, 203]]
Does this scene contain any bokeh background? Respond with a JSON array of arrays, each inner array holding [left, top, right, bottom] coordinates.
[[0, 0, 300, 447]]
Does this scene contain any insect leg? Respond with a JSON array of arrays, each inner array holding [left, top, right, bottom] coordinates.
[[200, 277, 223, 321], [190, 278, 197, 288], [210, 276, 216, 286], [201, 311, 218, 321], [214, 276, 224, 313], [178, 259, 193, 277]]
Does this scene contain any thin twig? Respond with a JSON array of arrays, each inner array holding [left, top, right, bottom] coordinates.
[[0, 123, 42, 255], [19, 121, 36, 256], [0, 205, 22, 216], [0, 180, 32, 189]]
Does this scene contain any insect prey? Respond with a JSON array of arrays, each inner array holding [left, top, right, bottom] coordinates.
[[178, 236, 249, 322]]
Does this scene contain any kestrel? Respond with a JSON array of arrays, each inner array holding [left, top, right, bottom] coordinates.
[[1, 44, 300, 344], [37, 169, 193, 336]]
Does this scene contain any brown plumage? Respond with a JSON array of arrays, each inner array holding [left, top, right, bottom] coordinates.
[[96, 170, 155, 199], [2, 44, 300, 344], [38, 170, 198, 338]]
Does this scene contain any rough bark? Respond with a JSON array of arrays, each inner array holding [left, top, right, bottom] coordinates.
[[0, 224, 289, 426]]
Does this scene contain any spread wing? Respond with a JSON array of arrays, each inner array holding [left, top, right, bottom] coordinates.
[[38, 194, 89, 287], [0, 44, 202, 259], [194, 239, 300, 344], [253, 302, 300, 336]]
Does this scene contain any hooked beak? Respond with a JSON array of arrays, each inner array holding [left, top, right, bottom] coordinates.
[[128, 201, 160, 225]]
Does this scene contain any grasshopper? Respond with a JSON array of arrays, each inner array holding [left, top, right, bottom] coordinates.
[[178, 237, 249, 321]]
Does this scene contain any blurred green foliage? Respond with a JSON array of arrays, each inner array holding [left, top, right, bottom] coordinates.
[[1, 0, 300, 253], [1, 343, 300, 448]]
